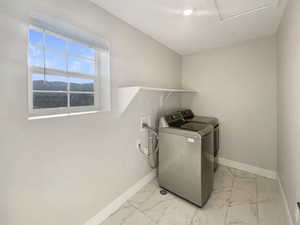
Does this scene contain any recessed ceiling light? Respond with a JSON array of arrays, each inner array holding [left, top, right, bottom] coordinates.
[[183, 9, 193, 16]]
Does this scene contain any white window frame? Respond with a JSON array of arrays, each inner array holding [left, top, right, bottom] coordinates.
[[27, 25, 110, 119]]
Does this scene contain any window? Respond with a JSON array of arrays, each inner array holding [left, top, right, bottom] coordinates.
[[27, 26, 110, 118]]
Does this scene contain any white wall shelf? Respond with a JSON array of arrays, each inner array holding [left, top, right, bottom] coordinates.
[[118, 86, 196, 115]]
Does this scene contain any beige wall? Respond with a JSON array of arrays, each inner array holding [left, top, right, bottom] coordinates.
[[277, 0, 300, 224], [0, 1, 181, 225], [182, 37, 277, 171]]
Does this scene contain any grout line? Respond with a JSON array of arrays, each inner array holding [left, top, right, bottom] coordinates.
[[223, 202, 230, 225], [105, 202, 137, 225], [135, 207, 156, 223], [277, 176, 295, 225], [153, 198, 174, 225], [223, 167, 235, 225], [123, 190, 160, 224], [127, 185, 157, 209], [127, 180, 174, 225], [255, 176, 260, 225], [119, 209, 136, 225], [189, 208, 199, 225]]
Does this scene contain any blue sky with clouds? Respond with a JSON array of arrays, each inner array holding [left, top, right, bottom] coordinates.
[[28, 28, 96, 76]]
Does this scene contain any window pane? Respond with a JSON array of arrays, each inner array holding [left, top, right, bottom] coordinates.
[[70, 93, 94, 107], [46, 50, 66, 71], [32, 73, 67, 91], [33, 92, 67, 109], [29, 29, 43, 46], [70, 77, 94, 92], [28, 47, 44, 67], [45, 33, 66, 51], [68, 56, 96, 75], [68, 41, 96, 59]]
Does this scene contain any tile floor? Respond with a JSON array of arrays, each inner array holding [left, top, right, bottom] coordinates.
[[101, 166, 289, 225]]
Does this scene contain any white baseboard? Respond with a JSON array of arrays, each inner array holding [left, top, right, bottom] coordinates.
[[278, 175, 295, 225], [83, 169, 157, 225], [218, 157, 277, 179]]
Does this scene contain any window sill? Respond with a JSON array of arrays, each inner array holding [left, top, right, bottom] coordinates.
[[28, 110, 100, 120]]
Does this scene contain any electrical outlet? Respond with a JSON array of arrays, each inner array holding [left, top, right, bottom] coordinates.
[[140, 115, 151, 131], [296, 202, 300, 222], [136, 140, 141, 149]]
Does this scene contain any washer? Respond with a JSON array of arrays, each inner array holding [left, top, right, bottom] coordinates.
[[158, 112, 214, 207], [180, 109, 219, 172]]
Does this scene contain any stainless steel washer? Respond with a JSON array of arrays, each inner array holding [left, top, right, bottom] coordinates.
[[180, 109, 220, 172], [158, 112, 214, 207]]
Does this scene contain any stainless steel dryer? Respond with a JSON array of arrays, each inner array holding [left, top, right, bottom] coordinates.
[[158, 112, 214, 207]]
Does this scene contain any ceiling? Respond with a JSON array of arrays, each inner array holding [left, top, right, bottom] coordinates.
[[91, 0, 288, 55]]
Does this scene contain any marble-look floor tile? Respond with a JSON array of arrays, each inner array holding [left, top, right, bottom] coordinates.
[[256, 176, 289, 225], [256, 176, 279, 202], [214, 166, 234, 192], [190, 206, 228, 225], [122, 209, 156, 225], [139, 188, 175, 223], [127, 179, 158, 208], [206, 189, 231, 209], [230, 178, 257, 206], [190, 189, 230, 225], [226, 203, 258, 225], [258, 197, 289, 225], [157, 198, 197, 225], [233, 177, 257, 191], [101, 200, 156, 225], [101, 169, 289, 225], [101, 202, 136, 225], [229, 168, 257, 179]]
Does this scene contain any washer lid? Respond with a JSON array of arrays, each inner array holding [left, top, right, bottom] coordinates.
[[180, 122, 209, 132], [190, 116, 219, 127]]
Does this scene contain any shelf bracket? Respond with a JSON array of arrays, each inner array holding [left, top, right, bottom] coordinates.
[[118, 87, 141, 115], [160, 92, 174, 107]]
